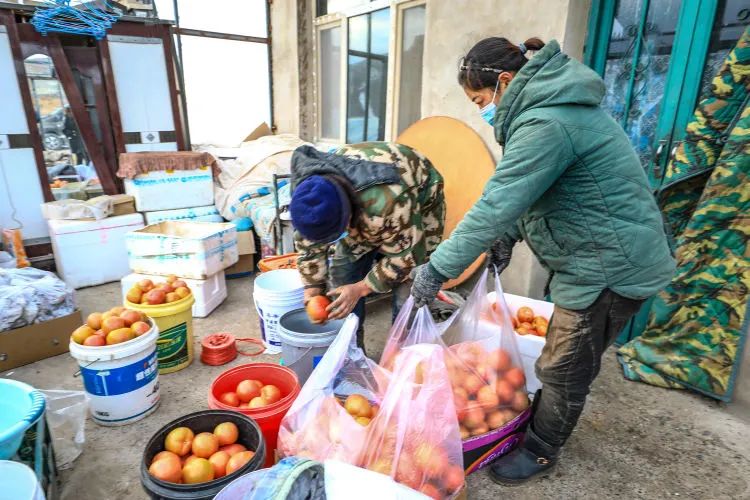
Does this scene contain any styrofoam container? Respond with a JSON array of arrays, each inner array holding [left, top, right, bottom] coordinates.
[[121, 271, 227, 318], [126, 221, 238, 279], [48, 213, 145, 288], [487, 292, 554, 394], [124, 168, 214, 212], [143, 205, 224, 225]]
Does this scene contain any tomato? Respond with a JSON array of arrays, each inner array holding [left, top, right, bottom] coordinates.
[[225, 450, 255, 475], [517, 306, 535, 324], [219, 444, 247, 456], [119, 310, 142, 327], [461, 406, 485, 429], [260, 385, 282, 404], [149, 455, 182, 483], [182, 457, 214, 484], [71, 325, 95, 344], [443, 465, 465, 493], [236, 380, 263, 403], [218, 392, 240, 407], [151, 451, 181, 466], [86, 313, 103, 330], [505, 367, 526, 390], [487, 348, 512, 372], [192, 432, 219, 459], [477, 385, 500, 409], [511, 391, 529, 412], [208, 451, 230, 478], [419, 484, 442, 500], [83, 334, 106, 347], [306, 295, 331, 323], [343, 394, 371, 418], [164, 427, 194, 457], [213, 422, 239, 446], [248, 397, 267, 408], [495, 379, 515, 404]]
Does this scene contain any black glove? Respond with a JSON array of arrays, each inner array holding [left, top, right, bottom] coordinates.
[[487, 237, 515, 275], [411, 263, 448, 308]]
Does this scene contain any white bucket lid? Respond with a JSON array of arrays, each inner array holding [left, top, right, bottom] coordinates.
[[68, 322, 159, 362]]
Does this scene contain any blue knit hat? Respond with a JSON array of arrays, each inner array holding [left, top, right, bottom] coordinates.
[[290, 176, 351, 243]]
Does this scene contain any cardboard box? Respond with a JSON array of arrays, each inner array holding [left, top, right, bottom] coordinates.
[[236, 230, 256, 255], [462, 407, 531, 474], [111, 194, 136, 216], [225, 254, 255, 278], [0, 310, 82, 370]]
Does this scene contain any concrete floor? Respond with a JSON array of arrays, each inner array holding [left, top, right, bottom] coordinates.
[[6, 278, 750, 499]]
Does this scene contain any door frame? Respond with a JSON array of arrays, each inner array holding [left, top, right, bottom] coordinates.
[[583, 0, 720, 186]]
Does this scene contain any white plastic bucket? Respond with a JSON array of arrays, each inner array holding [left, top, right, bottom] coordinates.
[[0, 461, 45, 500], [278, 309, 344, 385], [68, 324, 161, 426], [253, 270, 304, 355]]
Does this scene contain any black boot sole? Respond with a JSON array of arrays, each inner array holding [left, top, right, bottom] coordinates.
[[488, 464, 556, 487]]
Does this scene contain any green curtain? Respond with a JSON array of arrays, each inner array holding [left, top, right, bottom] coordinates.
[[618, 28, 750, 401]]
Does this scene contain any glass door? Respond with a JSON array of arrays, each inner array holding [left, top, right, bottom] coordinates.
[[583, 0, 748, 344], [584, 0, 744, 189]]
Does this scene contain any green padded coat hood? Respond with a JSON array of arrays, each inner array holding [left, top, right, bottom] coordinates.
[[494, 39, 606, 145]]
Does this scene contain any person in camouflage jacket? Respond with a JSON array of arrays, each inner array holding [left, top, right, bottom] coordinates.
[[289, 142, 445, 350]]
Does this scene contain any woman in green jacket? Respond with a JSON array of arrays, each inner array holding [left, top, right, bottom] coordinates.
[[412, 37, 675, 484]]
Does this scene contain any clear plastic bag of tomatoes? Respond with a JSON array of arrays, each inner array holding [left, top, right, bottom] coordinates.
[[277, 315, 388, 464], [360, 341, 464, 499], [381, 268, 529, 439]]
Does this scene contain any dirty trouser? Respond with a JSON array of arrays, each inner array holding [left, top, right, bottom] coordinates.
[[533, 289, 644, 447], [328, 250, 411, 352]]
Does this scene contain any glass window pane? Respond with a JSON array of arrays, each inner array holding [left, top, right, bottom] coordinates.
[[346, 54, 367, 143], [24, 54, 99, 197], [366, 58, 386, 141], [175, 0, 267, 37], [153, 0, 175, 21], [322, 0, 369, 15], [320, 26, 341, 139], [181, 36, 271, 146], [348, 14, 368, 52], [397, 4, 425, 134], [600, 0, 682, 169], [369, 8, 390, 56]]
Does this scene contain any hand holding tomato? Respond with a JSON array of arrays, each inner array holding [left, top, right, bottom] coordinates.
[[326, 281, 371, 320]]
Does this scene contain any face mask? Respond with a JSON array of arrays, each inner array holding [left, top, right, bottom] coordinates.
[[479, 79, 501, 126]]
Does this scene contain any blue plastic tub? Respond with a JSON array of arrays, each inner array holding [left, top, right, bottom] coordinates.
[[0, 380, 45, 459]]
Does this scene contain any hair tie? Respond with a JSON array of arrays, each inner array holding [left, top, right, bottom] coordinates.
[[519, 42, 527, 54]]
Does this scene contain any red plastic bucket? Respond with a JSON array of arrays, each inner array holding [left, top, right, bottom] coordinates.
[[208, 363, 300, 467]]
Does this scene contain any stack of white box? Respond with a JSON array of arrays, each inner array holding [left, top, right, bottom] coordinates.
[[124, 168, 224, 225], [122, 220, 238, 318]]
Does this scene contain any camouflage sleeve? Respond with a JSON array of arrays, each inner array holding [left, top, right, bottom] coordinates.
[[364, 197, 418, 294], [294, 232, 330, 289]]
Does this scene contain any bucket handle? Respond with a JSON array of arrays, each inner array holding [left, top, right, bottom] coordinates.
[[285, 347, 313, 367], [73, 358, 101, 377]]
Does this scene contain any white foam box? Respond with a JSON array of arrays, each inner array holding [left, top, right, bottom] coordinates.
[[124, 168, 214, 212], [143, 205, 224, 225], [121, 271, 227, 318], [486, 292, 554, 394], [126, 221, 238, 279], [48, 213, 145, 288], [236, 230, 256, 255]]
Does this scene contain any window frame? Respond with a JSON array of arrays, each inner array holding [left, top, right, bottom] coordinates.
[[314, 15, 347, 144], [386, 0, 426, 139], [313, 0, 426, 145]]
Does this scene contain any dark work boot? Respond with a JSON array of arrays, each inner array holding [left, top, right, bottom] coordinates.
[[488, 426, 559, 486]]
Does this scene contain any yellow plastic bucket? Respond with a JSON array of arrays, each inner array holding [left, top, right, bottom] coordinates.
[[125, 295, 196, 374]]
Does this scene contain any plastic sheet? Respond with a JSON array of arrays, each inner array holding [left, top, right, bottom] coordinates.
[[382, 268, 529, 439], [277, 315, 387, 464], [40, 390, 88, 470], [361, 341, 465, 498], [0, 267, 76, 332]]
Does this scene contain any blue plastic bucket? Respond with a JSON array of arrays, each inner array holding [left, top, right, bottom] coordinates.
[[0, 380, 45, 459]]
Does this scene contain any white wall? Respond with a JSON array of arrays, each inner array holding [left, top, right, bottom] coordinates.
[[0, 29, 48, 240], [420, 0, 590, 298]]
